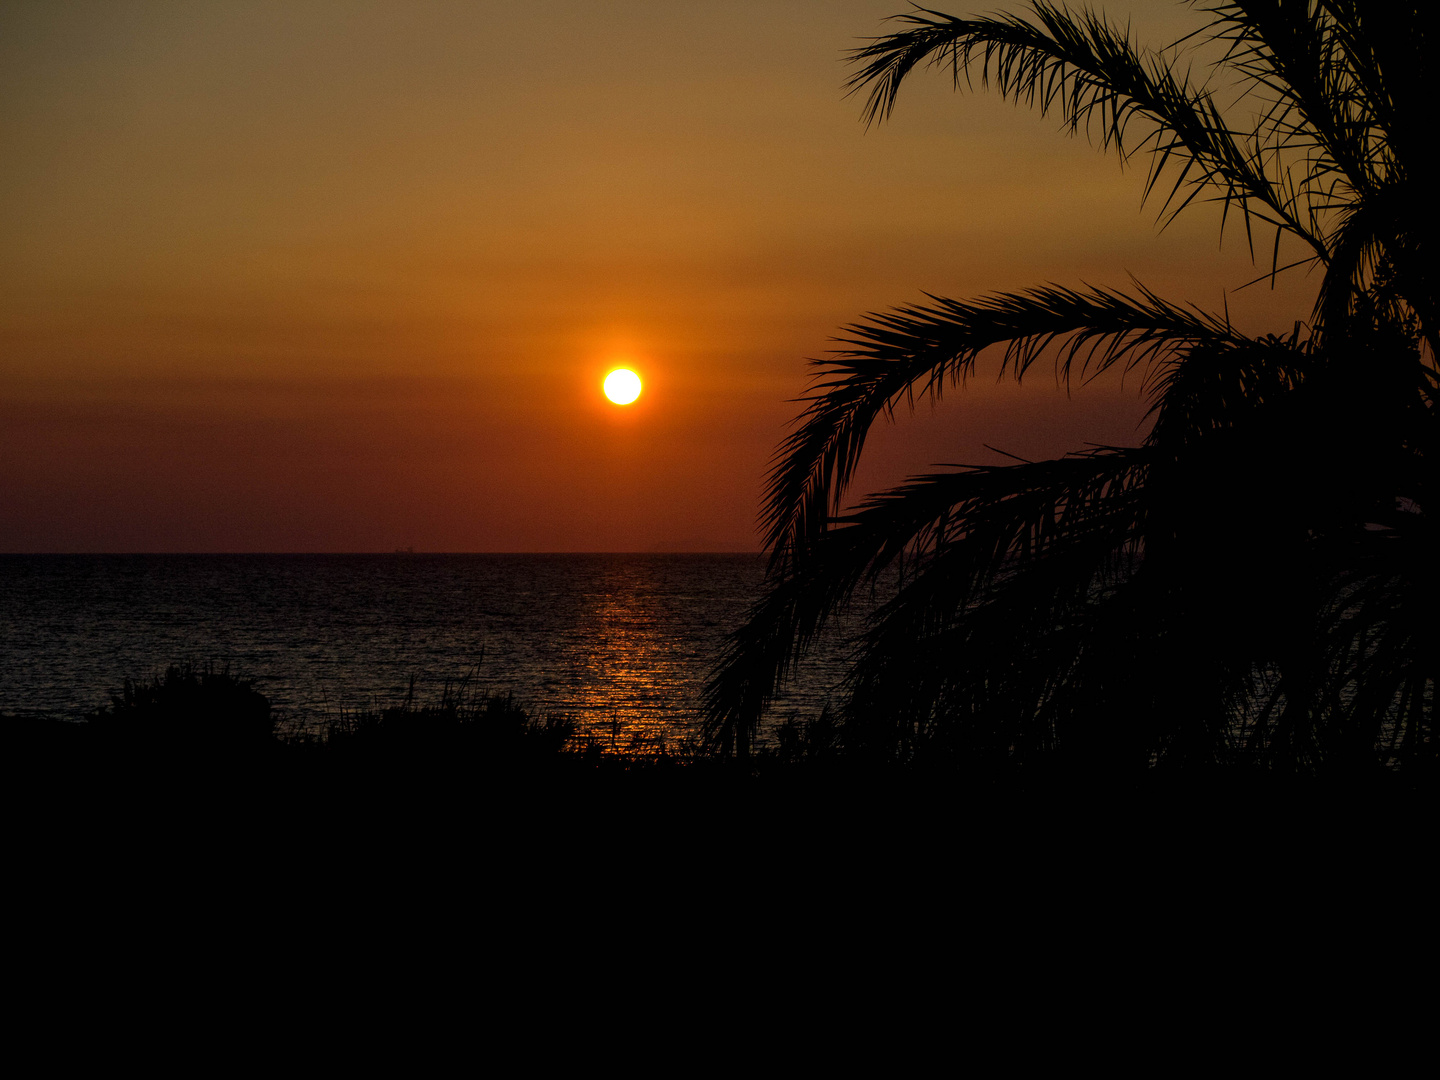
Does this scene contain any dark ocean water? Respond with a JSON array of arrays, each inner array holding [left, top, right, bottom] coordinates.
[[0, 554, 858, 751]]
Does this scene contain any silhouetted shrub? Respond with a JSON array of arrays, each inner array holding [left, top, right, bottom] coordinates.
[[322, 672, 576, 763], [92, 662, 272, 753]]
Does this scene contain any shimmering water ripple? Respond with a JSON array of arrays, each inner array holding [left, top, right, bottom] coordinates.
[[0, 554, 858, 751]]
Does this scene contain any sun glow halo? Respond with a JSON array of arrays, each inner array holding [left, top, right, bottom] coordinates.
[[603, 368, 642, 405]]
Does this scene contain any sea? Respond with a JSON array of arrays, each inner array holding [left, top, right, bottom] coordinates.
[[0, 553, 862, 752]]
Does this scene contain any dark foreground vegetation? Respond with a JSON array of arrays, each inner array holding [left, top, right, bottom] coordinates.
[[7, 663, 1433, 849], [9, 664, 673, 794]]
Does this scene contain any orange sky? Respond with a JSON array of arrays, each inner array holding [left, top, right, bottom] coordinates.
[[1, 1, 1320, 552]]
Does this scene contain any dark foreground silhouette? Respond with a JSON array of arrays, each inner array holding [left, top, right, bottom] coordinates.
[[12, 665, 1427, 1060], [7, 663, 1433, 858]]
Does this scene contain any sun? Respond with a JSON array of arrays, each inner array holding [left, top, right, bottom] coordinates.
[[603, 368, 642, 405]]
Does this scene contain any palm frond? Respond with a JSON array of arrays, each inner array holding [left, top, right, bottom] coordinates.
[[847, 3, 1329, 261], [763, 283, 1237, 562], [1206, 1, 1375, 192], [1207, 2, 1436, 340], [840, 452, 1147, 761], [709, 449, 1147, 754], [1145, 328, 1311, 447]]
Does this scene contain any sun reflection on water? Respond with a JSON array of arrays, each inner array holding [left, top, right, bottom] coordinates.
[[546, 560, 710, 754]]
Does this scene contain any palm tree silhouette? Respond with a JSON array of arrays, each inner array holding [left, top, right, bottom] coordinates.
[[705, 2, 1435, 773]]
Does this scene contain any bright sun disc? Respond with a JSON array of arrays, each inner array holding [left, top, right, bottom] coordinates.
[[604, 368, 642, 405]]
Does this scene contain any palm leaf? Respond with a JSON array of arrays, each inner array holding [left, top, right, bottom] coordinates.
[[709, 448, 1147, 755], [764, 283, 1237, 563], [847, 3, 1329, 262]]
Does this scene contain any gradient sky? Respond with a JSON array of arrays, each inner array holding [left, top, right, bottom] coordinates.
[[1, 1, 1320, 552]]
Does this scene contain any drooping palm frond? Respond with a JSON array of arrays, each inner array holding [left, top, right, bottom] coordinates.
[[764, 283, 1239, 564], [1206, 2, 1375, 190], [837, 450, 1148, 762], [1144, 328, 1311, 445], [851, 2, 1436, 344], [848, 3, 1329, 260], [709, 448, 1148, 756]]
